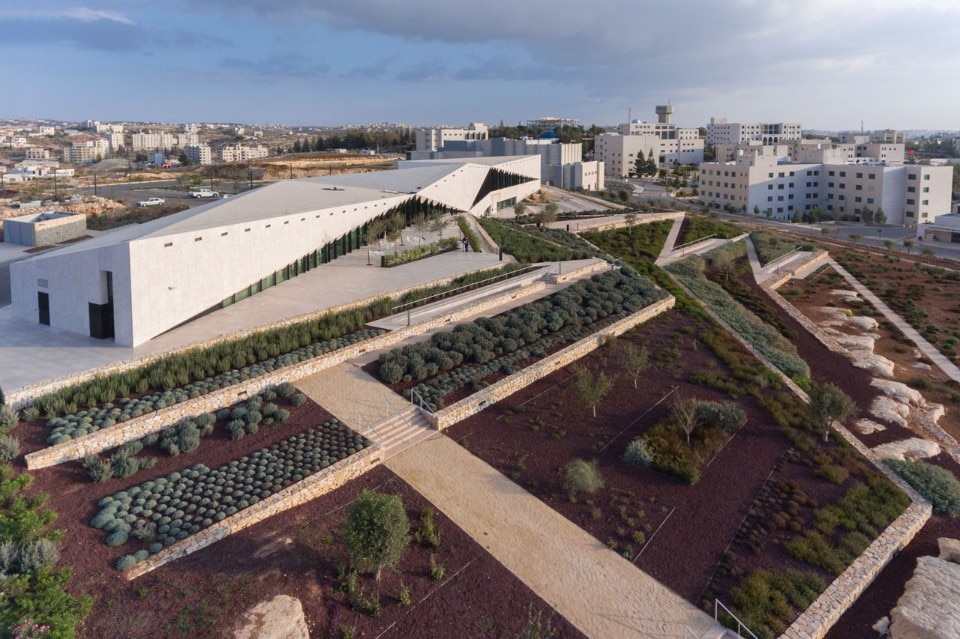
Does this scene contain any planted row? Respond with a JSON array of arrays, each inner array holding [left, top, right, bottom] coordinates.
[[94, 419, 371, 570], [43, 331, 379, 444], [379, 270, 665, 386]]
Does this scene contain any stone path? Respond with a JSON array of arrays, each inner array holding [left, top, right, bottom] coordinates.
[[829, 258, 960, 384], [386, 436, 726, 639]]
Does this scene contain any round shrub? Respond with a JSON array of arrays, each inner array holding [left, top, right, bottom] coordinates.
[[115, 555, 137, 570], [290, 393, 307, 407], [886, 459, 960, 516], [623, 438, 654, 467], [105, 531, 129, 547]]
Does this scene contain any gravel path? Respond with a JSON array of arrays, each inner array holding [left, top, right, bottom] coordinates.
[[386, 436, 724, 639]]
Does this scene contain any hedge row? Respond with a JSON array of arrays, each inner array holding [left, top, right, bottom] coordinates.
[[383, 237, 459, 267], [97, 419, 370, 570], [478, 218, 592, 263]]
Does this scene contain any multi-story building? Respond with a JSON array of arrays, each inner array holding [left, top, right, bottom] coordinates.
[[25, 147, 51, 160], [699, 151, 952, 225], [595, 106, 704, 177], [526, 116, 580, 131], [131, 132, 176, 150], [186, 144, 213, 166], [705, 117, 802, 146], [415, 123, 488, 153], [219, 144, 270, 163], [106, 132, 126, 153], [63, 138, 110, 164]]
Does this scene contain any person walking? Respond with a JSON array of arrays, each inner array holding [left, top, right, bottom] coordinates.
[[462, 236, 469, 252]]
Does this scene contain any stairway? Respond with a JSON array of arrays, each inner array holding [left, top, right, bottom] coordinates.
[[370, 404, 436, 459]]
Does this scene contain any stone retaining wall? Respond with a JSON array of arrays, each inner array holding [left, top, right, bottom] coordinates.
[[430, 295, 676, 430], [577, 211, 684, 235], [25, 278, 554, 469], [7, 265, 511, 410], [762, 250, 831, 291], [124, 444, 384, 580], [544, 259, 608, 284], [781, 501, 931, 639]]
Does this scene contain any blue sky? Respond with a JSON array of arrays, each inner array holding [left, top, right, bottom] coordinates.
[[2, 0, 959, 130]]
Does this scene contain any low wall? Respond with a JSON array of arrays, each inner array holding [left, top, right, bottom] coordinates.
[[543, 259, 609, 284], [124, 444, 384, 580], [762, 249, 831, 290], [7, 264, 510, 410], [430, 295, 675, 430], [577, 211, 684, 235], [781, 501, 931, 639], [25, 277, 555, 469]]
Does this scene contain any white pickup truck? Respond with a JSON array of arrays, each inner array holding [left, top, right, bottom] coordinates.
[[137, 197, 165, 207], [188, 188, 219, 199]]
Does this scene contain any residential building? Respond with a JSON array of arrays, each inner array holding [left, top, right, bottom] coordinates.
[[219, 144, 270, 163], [63, 138, 109, 164], [11, 156, 540, 346], [699, 151, 952, 225], [186, 144, 213, 166], [415, 123, 489, 152], [595, 106, 704, 177], [25, 147, 51, 160], [705, 117, 802, 146], [526, 116, 580, 131], [106, 132, 126, 153], [131, 132, 176, 150]]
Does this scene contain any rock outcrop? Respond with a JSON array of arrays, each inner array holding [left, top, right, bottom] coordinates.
[[890, 556, 960, 639], [234, 595, 309, 639], [872, 437, 941, 461]]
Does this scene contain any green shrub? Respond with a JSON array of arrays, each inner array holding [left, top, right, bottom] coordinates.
[[428, 556, 446, 580], [564, 459, 605, 500], [116, 555, 137, 571], [18, 538, 61, 573], [82, 456, 113, 483], [622, 438, 653, 467], [886, 459, 960, 517], [277, 382, 297, 398], [729, 569, 825, 639], [290, 393, 307, 407], [396, 581, 412, 606], [0, 436, 21, 462], [696, 401, 746, 433], [345, 491, 411, 580], [105, 531, 128, 547], [0, 405, 18, 432]]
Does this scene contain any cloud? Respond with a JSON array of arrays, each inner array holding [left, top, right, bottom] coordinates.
[[221, 54, 330, 79]]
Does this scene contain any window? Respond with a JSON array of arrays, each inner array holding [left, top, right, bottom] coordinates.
[[778, 184, 784, 190], [164, 242, 173, 247], [828, 170, 835, 176], [221, 232, 228, 236], [922, 200, 929, 205], [868, 173, 876, 180], [839, 171, 846, 177], [923, 187, 930, 193], [767, 196, 773, 202], [855, 196, 862, 203], [828, 182, 835, 188], [768, 184, 773, 190], [777, 195, 784, 201], [908, 174, 917, 181], [907, 198, 915, 205], [855, 185, 863, 191], [908, 186, 916, 193], [924, 174, 931, 180], [778, 172, 785, 178], [788, 194, 794, 200], [856, 172, 863, 178], [867, 198, 875, 204]]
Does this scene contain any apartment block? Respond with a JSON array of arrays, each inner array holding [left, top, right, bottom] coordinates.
[[186, 144, 213, 166], [595, 106, 704, 177], [218, 144, 269, 163], [415, 123, 489, 152], [706, 117, 802, 146]]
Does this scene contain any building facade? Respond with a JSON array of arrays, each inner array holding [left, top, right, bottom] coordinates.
[[186, 144, 213, 166], [415, 123, 489, 152], [595, 106, 704, 177], [219, 144, 270, 162], [706, 118, 803, 146], [11, 157, 541, 346]]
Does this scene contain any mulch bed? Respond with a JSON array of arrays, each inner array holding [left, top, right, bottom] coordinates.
[[21, 396, 584, 638]]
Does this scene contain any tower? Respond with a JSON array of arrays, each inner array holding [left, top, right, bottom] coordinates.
[[655, 105, 674, 125]]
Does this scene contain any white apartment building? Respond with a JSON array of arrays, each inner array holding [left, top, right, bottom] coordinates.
[[186, 144, 213, 166], [64, 138, 110, 164], [39, 127, 56, 136], [699, 152, 952, 225], [706, 117, 802, 146], [131, 132, 176, 150], [94, 123, 124, 134], [527, 116, 580, 130], [106, 132, 126, 153], [219, 144, 270, 163], [25, 148, 51, 160], [415, 123, 489, 152], [595, 106, 704, 177]]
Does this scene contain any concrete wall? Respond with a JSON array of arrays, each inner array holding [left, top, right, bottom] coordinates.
[[430, 295, 675, 430], [124, 444, 384, 580]]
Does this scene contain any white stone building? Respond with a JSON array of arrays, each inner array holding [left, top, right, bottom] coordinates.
[[219, 144, 270, 163], [699, 151, 952, 225], [186, 144, 213, 166], [131, 132, 177, 150], [10, 157, 541, 346], [415, 123, 489, 152], [595, 106, 704, 177], [706, 117, 802, 146]]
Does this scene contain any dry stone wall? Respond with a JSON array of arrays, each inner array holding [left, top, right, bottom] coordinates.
[[430, 295, 675, 430], [124, 444, 383, 580]]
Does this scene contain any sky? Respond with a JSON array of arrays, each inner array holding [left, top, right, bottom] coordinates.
[[2, 0, 959, 131]]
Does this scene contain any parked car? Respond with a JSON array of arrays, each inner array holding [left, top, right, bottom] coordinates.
[[137, 197, 165, 207], [188, 189, 219, 199]]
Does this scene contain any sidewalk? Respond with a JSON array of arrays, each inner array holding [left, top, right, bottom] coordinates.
[[386, 436, 723, 639]]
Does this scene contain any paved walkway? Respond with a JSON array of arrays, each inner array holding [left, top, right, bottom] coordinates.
[[387, 436, 724, 639], [829, 258, 960, 384], [744, 238, 817, 285]]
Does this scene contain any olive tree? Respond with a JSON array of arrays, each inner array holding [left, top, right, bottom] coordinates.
[[808, 382, 857, 443], [621, 343, 649, 389], [345, 490, 411, 581], [573, 367, 614, 418]]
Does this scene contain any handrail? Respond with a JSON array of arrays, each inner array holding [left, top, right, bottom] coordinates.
[[765, 245, 804, 268], [356, 412, 383, 449], [675, 233, 716, 250], [408, 388, 431, 413], [390, 264, 542, 317], [681, 625, 700, 638], [715, 599, 759, 639]]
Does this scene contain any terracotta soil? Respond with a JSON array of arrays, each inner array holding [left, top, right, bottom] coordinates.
[[443, 309, 877, 609], [22, 396, 583, 639]]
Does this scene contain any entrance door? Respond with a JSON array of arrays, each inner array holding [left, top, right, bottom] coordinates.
[[38, 292, 50, 325]]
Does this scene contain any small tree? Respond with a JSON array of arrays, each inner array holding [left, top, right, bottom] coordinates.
[[389, 212, 407, 246], [429, 214, 446, 238], [624, 211, 637, 236], [710, 249, 735, 284], [573, 367, 613, 418], [860, 205, 874, 224], [621, 343, 649, 389], [848, 233, 862, 243], [672, 395, 700, 446], [345, 491, 411, 581], [412, 212, 429, 238], [808, 382, 857, 442], [884, 239, 894, 252], [536, 203, 558, 228], [514, 202, 526, 219], [903, 239, 914, 255], [875, 207, 887, 225]]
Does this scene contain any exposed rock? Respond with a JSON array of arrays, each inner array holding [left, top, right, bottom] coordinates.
[[829, 289, 861, 304], [870, 396, 910, 428], [938, 538, 960, 565], [872, 437, 941, 461], [890, 556, 960, 639], [872, 379, 925, 406], [849, 316, 880, 331], [836, 333, 879, 352], [856, 419, 887, 435], [234, 595, 309, 639], [873, 616, 890, 635], [851, 352, 896, 377]]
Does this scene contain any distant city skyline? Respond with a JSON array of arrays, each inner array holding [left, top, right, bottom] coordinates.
[[2, 1, 959, 131]]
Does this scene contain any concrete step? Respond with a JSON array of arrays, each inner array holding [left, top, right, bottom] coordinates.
[[368, 405, 435, 458]]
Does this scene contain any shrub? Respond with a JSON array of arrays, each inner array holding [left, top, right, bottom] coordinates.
[[886, 459, 960, 517], [277, 382, 297, 398], [83, 455, 113, 483], [729, 568, 825, 638], [428, 556, 446, 580], [0, 405, 18, 432], [105, 531, 129, 547], [116, 555, 138, 571], [290, 393, 307, 407], [345, 491, 411, 580], [622, 438, 653, 467], [396, 582, 412, 606], [0, 436, 21, 462], [564, 459, 605, 500], [21, 406, 40, 423], [696, 401, 746, 434], [18, 538, 61, 573]]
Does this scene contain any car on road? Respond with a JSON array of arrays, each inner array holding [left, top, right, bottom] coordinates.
[[137, 197, 165, 207], [189, 189, 219, 199]]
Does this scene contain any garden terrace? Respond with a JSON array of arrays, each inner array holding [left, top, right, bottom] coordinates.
[[373, 270, 668, 410], [751, 231, 815, 267], [93, 417, 371, 572], [478, 218, 593, 263], [677, 214, 743, 246], [382, 237, 458, 267], [665, 246, 810, 385]]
